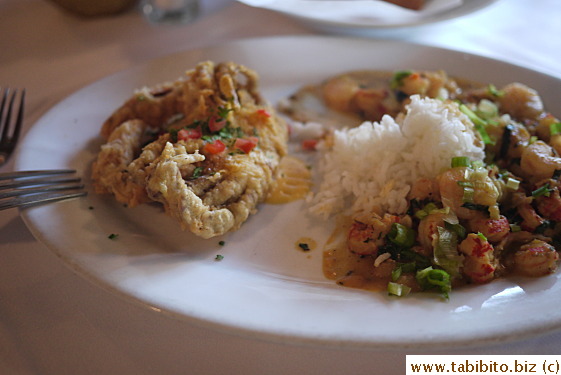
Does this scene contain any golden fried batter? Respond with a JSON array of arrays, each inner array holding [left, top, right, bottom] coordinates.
[[92, 61, 288, 238]]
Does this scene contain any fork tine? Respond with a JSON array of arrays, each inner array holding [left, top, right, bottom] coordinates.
[[0, 88, 25, 165], [11, 89, 25, 145], [0, 175, 81, 189], [0, 190, 87, 211], [0, 169, 77, 180], [0, 182, 84, 197], [0, 169, 87, 210], [0, 88, 8, 125]]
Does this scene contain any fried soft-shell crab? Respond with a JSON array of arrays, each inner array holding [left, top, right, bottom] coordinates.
[[92, 61, 288, 238]]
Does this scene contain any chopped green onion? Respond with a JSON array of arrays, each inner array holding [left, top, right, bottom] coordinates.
[[433, 227, 462, 277], [451, 156, 471, 168], [461, 202, 489, 213], [390, 70, 412, 89], [459, 104, 496, 145], [532, 183, 552, 198], [487, 84, 504, 98], [460, 104, 487, 127], [388, 223, 415, 248], [476, 232, 488, 242], [391, 266, 402, 281], [462, 186, 475, 203], [416, 267, 452, 299], [505, 177, 520, 190], [509, 224, 521, 232], [477, 99, 499, 119], [457, 181, 474, 188], [550, 122, 561, 136], [387, 282, 411, 297], [391, 262, 416, 281], [444, 221, 467, 240], [529, 135, 538, 144]]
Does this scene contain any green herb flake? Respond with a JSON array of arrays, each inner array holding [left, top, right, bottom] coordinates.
[[532, 183, 553, 198], [215, 254, 224, 261], [551, 122, 561, 136], [487, 84, 504, 98], [387, 282, 411, 297], [298, 243, 310, 251], [218, 241, 225, 246], [108, 233, 119, 240], [191, 167, 203, 179]]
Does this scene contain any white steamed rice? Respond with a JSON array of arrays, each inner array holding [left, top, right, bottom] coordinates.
[[308, 95, 485, 219]]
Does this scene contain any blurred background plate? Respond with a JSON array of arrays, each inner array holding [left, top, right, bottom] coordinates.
[[237, 0, 501, 32]]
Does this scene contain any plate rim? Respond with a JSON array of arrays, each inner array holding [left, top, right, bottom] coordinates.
[[16, 35, 561, 350]]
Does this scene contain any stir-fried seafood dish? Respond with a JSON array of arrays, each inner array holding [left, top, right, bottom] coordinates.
[[281, 69, 561, 298], [92, 61, 288, 239]]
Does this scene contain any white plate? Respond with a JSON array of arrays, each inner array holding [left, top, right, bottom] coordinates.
[[16, 36, 561, 349], [238, 0, 500, 31]]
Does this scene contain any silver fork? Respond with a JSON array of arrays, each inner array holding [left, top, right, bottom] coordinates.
[[0, 88, 25, 166], [0, 169, 87, 210]]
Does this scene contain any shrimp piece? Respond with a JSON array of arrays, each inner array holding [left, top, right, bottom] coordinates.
[[398, 72, 431, 97], [351, 88, 390, 121], [408, 177, 440, 201], [91, 119, 151, 207], [520, 140, 561, 182], [347, 213, 399, 255], [417, 211, 446, 252], [459, 233, 497, 284], [535, 183, 561, 222], [322, 75, 360, 113], [534, 113, 561, 156], [534, 113, 559, 143], [511, 239, 558, 277], [438, 167, 500, 220], [495, 123, 531, 161], [467, 214, 510, 243], [498, 83, 544, 122], [101, 81, 184, 140]]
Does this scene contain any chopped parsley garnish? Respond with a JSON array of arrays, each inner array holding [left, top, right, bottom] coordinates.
[[298, 243, 310, 251], [191, 166, 203, 179], [215, 254, 224, 261], [218, 241, 225, 246], [108, 233, 119, 240]]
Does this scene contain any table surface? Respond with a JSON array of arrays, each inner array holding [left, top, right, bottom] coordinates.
[[1, 0, 561, 373]]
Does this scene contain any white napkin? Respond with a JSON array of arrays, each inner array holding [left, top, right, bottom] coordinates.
[[238, 0, 463, 26]]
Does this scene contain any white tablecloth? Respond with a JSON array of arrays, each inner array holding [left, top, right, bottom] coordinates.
[[1, 0, 560, 373]]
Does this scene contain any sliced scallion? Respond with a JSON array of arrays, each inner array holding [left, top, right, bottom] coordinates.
[[506, 177, 520, 190], [462, 186, 475, 203], [487, 84, 504, 98], [388, 223, 415, 248], [387, 282, 411, 297], [416, 267, 452, 299], [509, 224, 521, 232], [451, 156, 471, 168], [532, 183, 552, 198], [550, 122, 561, 136], [390, 70, 412, 89]]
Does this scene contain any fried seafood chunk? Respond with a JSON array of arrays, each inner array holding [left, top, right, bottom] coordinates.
[[91, 119, 151, 207], [92, 61, 288, 238]]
